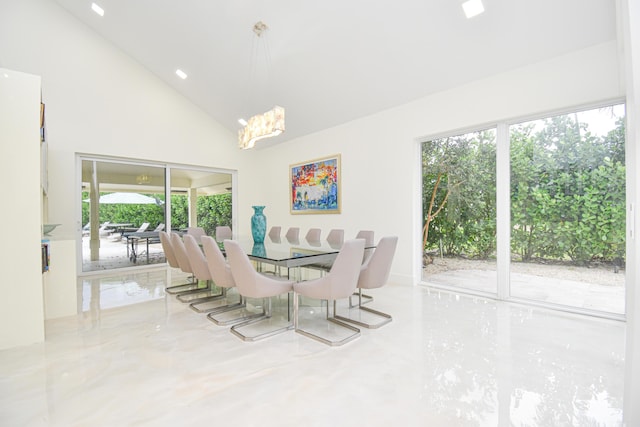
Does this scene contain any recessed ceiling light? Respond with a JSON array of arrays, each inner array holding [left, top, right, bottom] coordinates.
[[91, 3, 104, 17], [462, 0, 484, 19], [175, 69, 188, 79], [238, 118, 248, 126]]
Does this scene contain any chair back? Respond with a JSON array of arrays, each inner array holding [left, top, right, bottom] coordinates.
[[268, 226, 281, 239], [186, 227, 206, 243], [170, 233, 193, 274], [153, 223, 165, 232], [137, 222, 150, 232], [305, 228, 321, 243], [326, 229, 344, 247], [356, 230, 375, 263], [184, 234, 211, 281], [358, 236, 398, 290], [224, 240, 293, 298], [325, 239, 365, 300], [224, 240, 261, 297], [285, 227, 299, 241], [201, 236, 235, 289], [215, 226, 232, 242], [355, 230, 374, 246], [159, 231, 179, 268]]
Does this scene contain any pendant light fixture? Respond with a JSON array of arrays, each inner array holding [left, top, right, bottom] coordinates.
[[237, 21, 285, 149]]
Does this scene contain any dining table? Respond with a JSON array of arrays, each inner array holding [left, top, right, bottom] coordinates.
[[228, 236, 373, 281]]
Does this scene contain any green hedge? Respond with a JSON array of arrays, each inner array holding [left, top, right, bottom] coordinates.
[[423, 113, 626, 266], [82, 192, 232, 236]]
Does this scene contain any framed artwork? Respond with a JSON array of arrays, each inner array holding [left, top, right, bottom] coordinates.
[[290, 154, 341, 214]]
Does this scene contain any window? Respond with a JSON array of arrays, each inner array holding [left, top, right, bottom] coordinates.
[[421, 103, 626, 317]]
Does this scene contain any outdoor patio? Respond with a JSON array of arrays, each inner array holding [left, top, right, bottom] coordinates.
[[423, 257, 625, 315], [82, 235, 166, 272]]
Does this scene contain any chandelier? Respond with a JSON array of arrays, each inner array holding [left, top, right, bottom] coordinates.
[[238, 106, 285, 149], [237, 22, 285, 149]]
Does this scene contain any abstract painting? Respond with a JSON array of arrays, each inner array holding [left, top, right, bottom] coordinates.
[[290, 154, 341, 214]]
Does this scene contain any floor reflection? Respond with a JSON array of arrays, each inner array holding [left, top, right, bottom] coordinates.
[[0, 271, 625, 426], [81, 269, 170, 311]]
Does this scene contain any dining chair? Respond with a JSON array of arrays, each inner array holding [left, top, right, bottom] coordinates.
[[215, 225, 232, 242], [304, 228, 345, 274], [170, 233, 211, 297], [335, 236, 398, 329], [305, 228, 322, 244], [223, 240, 295, 341], [190, 236, 245, 314], [351, 229, 376, 306], [355, 230, 375, 262], [181, 234, 225, 304], [326, 228, 344, 247], [186, 226, 206, 243], [285, 227, 300, 242], [293, 239, 365, 346], [268, 226, 281, 240], [160, 231, 198, 294]]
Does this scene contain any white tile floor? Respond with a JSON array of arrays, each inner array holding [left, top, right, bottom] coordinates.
[[0, 267, 626, 426]]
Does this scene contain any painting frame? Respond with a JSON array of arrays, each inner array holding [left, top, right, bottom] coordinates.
[[290, 154, 341, 214]]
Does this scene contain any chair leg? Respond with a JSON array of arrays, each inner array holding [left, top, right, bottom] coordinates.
[[176, 281, 223, 303], [173, 280, 219, 303], [189, 289, 245, 313], [294, 294, 360, 346], [165, 274, 200, 294], [336, 289, 392, 329], [230, 298, 293, 341], [207, 296, 266, 326], [348, 291, 373, 308]]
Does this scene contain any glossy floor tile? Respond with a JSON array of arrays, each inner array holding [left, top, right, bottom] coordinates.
[[0, 267, 625, 426]]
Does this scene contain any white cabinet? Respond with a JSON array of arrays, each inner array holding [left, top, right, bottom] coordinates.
[[0, 68, 45, 349]]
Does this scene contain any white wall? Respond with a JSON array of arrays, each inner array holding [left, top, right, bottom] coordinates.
[[0, 68, 45, 349], [0, 0, 247, 244], [246, 41, 623, 285]]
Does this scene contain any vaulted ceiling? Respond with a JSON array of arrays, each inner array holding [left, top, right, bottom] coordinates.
[[53, 0, 617, 145]]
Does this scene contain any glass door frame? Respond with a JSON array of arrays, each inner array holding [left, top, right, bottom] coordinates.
[[76, 154, 237, 275], [418, 99, 627, 321]]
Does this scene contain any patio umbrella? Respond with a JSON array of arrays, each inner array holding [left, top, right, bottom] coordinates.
[[84, 192, 164, 205]]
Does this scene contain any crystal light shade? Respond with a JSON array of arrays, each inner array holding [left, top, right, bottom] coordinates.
[[238, 106, 285, 149]]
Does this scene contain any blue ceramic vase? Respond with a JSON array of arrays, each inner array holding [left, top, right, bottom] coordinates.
[[251, 243, 267, 258], [251, 206, 266, 244]]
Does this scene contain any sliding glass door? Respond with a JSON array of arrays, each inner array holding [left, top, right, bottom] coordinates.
[[509, 105, 626, 314], [421, 103, 626, 317], [81, 159, 167, 272], [421, 128, 497, 294], [80, 157, 233, 272]]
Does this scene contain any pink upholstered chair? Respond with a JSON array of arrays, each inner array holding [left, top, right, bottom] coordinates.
[[180, 234, 225, 304], [285, 227, 300, 243], [160, 231, 198, 294], [223, 240, 295, 341], [170, 233, 212, 298], [293, 239, 365, 346], [191, 236, 245, 315], [336, 236, 398, 329], [215, 226, 232, 242]]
